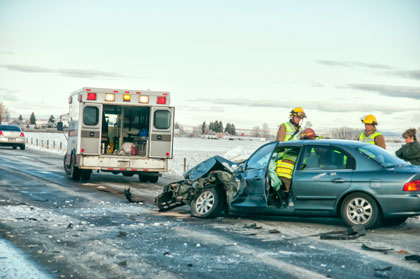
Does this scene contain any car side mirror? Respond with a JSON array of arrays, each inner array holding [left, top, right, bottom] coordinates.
[[237, 162, 246, 172]]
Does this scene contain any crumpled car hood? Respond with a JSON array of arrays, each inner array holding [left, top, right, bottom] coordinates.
[[184, 155, 239, 181]]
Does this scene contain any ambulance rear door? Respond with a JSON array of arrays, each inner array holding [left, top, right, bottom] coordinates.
[[149, 107, 174, 159], [80, 103, 102, 155]]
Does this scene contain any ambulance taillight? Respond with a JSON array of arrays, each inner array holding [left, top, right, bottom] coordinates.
[[157, 97, 166, 104]]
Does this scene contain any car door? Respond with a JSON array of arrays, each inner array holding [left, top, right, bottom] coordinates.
[[237, 142, 276, 206], [292, 145, 354, 211]]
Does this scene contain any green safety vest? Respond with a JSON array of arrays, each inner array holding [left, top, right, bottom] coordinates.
[[276, 153, 297, 179], [283, 122, 300, 141], [359, 132, 381, 145]]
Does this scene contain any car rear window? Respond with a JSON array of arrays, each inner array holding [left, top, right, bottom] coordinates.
[[0, 125, 21, 132], [358, 145, 408, 168]]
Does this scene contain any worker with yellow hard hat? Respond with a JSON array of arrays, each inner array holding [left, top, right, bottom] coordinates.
[[359, 114, 386, 149], [276, 107, 306, 142]]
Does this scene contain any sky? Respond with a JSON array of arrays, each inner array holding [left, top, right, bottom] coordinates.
[[1, 0, 419, 133]]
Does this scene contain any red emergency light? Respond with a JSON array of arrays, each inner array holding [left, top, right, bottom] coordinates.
[[0, 131, 3, 136], [157, 96, 166, 104], [87, 93, 97, 100], [20, 132, 24, 137]]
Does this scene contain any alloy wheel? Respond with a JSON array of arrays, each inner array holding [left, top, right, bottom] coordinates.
[[346, 197, 372, 225], [195, 191, 215, 215]]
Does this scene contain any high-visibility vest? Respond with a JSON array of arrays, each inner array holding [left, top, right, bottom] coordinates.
[[283, 122, 300, 141], [359, 132, 382, 145], [276, 153, 297, 179]]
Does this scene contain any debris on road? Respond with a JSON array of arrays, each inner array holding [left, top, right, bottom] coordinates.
[[373, 266, 392, 278], [243, 223, 262, 229], [124, 188, 144, 203], [361, 243, 393, 253], [320, 225, 366, 240], [268, 229, 281, 234], [405, 254, 420, 263]]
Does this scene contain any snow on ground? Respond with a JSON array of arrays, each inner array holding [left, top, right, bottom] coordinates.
[[24, 132, 404, 176], [0, 238, 52, 279]]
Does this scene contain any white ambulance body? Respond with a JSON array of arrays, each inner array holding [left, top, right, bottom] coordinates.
[[63, 87, 174, 182]]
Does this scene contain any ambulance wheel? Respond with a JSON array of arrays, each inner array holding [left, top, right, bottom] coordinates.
[[20, 145, 25, 150], [63, 154, 71, 175], [191, 186, 225, 218], [13, 146, 17, 149], [80, 170, 91, 182], [138, 173, 159, 183], [70, 156, 81, 181]]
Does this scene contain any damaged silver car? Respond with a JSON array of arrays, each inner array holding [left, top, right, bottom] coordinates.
[[155, 140, 420, 228]]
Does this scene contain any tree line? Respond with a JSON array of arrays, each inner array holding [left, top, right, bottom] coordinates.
[[201, 121, 236, 135]]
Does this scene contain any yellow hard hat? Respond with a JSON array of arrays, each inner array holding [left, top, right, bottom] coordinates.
[[290, 107, 306, 118], [361, 114, 378, 125]]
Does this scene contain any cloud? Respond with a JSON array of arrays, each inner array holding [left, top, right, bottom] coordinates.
[[0, 88, 19, 101], [190, 97, 411, 113], [395, 70, 420, 81], [317, 60, 394, 70], [0, 64, 128, 79], [348, 84, 420, 100], [0, 51, 13, 55]]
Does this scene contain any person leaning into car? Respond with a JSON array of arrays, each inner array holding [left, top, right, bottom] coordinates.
[[277, 107, 306, 141], [359, 114, 386, 149], [395, 128, 420, 165]]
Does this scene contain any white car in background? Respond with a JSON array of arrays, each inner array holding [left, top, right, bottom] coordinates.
[[0, 125, 25, 150]]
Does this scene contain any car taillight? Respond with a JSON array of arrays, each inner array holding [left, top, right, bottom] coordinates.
[[20, 132, 24, 137], [403, 180, 420, 191], [0, 131, 3, 136]]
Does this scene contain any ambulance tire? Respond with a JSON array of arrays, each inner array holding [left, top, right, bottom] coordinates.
[[70, 155, 81, 181], [138, 173, 159, 183], [20, 145, 25, 150], [63, 154, 71, 175], [80, 170, 91, 182]]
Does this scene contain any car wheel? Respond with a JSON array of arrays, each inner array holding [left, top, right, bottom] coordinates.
[[63, 154, 71, 175], [70, 155, 81, 181], [382, 217, 408, 227], [340, 193, 379, 229], [191, 186, 225, 218], [20, 145, 25, 150]]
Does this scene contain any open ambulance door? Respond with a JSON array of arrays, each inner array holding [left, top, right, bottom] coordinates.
[[80, 104, 102, 155], [149, 107, 174, 159]]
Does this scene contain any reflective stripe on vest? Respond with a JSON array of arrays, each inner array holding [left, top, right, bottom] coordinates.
[[283, 122, 300, 141], [275, 154, 297, 179], [359, 132, 381, 145]]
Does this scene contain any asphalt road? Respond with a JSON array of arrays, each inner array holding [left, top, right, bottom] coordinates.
[[0, 147, 419, 279]]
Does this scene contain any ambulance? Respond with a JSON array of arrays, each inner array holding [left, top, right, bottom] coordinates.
[[63, 87, 174, 182]]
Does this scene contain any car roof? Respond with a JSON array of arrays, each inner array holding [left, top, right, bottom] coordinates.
[[276, 139, 368, 148]]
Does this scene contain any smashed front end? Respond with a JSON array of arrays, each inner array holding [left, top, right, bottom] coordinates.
[[155, 156, 241, 212]]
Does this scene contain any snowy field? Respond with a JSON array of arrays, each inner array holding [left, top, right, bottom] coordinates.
[[24, 132, 403, 176]]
